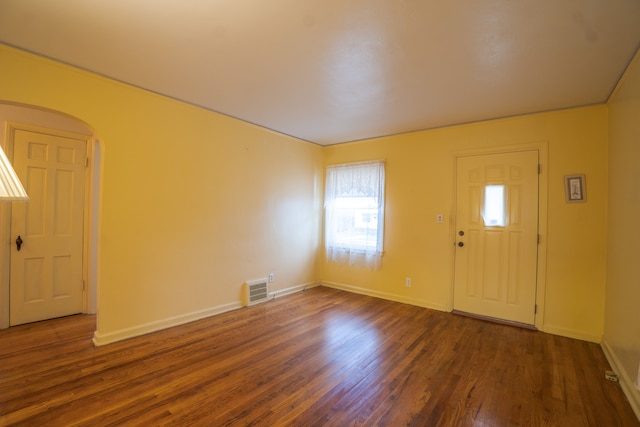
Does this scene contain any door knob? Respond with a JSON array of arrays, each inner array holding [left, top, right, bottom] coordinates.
[[16, 235, 23, 251], [458, 241, 464, 247]]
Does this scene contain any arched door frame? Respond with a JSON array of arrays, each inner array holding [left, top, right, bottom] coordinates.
[[0, 102, 102, 328]]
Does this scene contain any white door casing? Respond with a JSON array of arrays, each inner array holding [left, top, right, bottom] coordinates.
[[9, 128, 87, 326], [453, 150, 539, 325]]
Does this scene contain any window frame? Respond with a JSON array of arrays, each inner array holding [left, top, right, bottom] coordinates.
[[324, 160, 385, 268]]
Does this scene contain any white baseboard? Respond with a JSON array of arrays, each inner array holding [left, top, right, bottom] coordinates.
[[93, 301, 243, 346], [321, 280, 448, 312], [92, 282, 319, 346], [601, 339, 640, 421], [541, 324, 602, 343], [270, 281, 319, 300]]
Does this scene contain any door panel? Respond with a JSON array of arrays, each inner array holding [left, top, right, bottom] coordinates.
[[453, 150, 538, 325], [10, 129, 86, 326]]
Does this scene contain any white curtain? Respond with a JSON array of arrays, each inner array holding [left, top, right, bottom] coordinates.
[[324, 161, 385, 269]]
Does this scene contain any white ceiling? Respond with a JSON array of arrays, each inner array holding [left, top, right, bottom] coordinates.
[[1, 1, 639, 145]]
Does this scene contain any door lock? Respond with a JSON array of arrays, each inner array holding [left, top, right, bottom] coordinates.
[[458, 241, 464, 247]]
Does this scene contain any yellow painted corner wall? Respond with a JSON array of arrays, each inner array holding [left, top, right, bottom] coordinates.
[[0, 43, 610, 345], [605, 50, 640, 410], [323, 105, 608, 342], [0, 44, 324, 341]]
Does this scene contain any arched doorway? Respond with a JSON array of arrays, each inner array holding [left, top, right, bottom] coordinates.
[[0, 102, 101, 328]]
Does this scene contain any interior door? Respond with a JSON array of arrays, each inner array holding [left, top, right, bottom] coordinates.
[[453, 150, 539, 325], [9, 129, 87, 326]]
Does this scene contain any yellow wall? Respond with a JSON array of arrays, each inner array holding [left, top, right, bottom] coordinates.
[[0, 45, 324, 343], [323, 106, 609, 342], [0, 44, 611, 345], [605, 50, 640, 412]]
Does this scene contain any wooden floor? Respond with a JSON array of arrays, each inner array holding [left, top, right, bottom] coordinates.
[[1, 287, 638, 426]]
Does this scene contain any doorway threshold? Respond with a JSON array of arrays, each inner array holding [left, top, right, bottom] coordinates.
[[452, 310, 538, 331]]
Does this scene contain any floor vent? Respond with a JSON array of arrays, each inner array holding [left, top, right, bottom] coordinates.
[[245, 278, 269, 306]]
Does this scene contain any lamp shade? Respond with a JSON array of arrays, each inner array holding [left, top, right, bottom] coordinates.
[[0, 145, 28, 201]]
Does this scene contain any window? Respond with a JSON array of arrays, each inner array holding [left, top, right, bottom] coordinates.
[[324, 161, 385, 269], [482, 184, 506, 226]]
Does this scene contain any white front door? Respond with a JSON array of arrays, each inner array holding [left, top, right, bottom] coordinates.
[[453, 150, 539, 325], [10, 129, 87, 326]]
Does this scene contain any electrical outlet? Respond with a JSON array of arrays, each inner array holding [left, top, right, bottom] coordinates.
[[405, 277, 412, 287], [605, 371, 619, 383], [269, 273, 274, 283]]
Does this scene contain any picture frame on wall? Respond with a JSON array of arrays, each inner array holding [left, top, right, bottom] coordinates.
[[565, 174, 586, 203]]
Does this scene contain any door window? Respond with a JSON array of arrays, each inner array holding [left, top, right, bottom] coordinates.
[[482, 184, 505, 227]]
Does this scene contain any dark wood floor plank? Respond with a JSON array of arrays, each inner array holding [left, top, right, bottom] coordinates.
[[0, 286, 637, 426]]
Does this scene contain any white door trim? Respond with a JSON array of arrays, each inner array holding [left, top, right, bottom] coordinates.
[[450, 142, 548, 331], [0, 121, 100, 328]]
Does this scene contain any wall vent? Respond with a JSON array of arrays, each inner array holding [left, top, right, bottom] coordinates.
[[245, 278, 269, 306]]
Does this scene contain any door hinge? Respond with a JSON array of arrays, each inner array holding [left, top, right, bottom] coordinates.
[[534, 304, 538, 314], [537, 234, 541, 244], [538, 164, 541, 174], [83, 280, 86, 291], [85, 157, 90, 167]]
